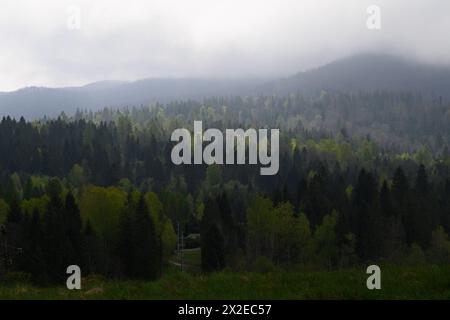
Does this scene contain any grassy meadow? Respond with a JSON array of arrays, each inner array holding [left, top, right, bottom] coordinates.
[[1, 265, 449, 300]]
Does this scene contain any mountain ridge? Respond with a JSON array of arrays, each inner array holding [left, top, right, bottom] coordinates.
[[265, 53, 450, 96], [2, 54, 450, 119]]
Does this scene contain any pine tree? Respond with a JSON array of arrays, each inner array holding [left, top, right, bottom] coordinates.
[[25, 209, 48, 284], [117, 194, 135, 277], [217, 192, 236, 259], [353, 169, 381, 260], [415, 164, 429, 196], [4, 176, 19, 205], [42, 178, 66, 283], [82, 220, 100, 275], [379, 180, 406, 260], [29, 208, 42, 246], [380, 180, 392, 218], [64, 192, 83, 265], [202, 224, 225, 272], [7, 196, 23, 223], [23, 177, 33, 200], [412, 165, 432, 248], [201, 197, 226, 272], [132, 195, 159, 280], [392, 167, 409, 204]]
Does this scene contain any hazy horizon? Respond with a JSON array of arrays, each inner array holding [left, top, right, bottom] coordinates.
[[0, 52, 431, 93], [1, 0, 449, 92]]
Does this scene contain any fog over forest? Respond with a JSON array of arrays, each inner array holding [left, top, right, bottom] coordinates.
[[1, 1, 450, 300], [1, 0, 449, 92]]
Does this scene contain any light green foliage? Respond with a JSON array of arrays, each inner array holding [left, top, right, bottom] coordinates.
[[340, 233, 357, 267], [21, 195, 50, 217], [247, 197, 311, 265], [161, 191, 190, 225], [357, 139, 378, 167], [195, 199, 205, 222], [314, 139, 353, 168], [414, 146, 434, 168], [428, 226, 450, 264], [345, 185, 353, 200], [273, 203, 298, 263], [9, 172, 23, 198], [312, 211, 339, 269], [116, 115, 133, 146], [301, 139, 354, 169], [161, 218, 177, 261], [274, 205, 312, 264], [273, 203, 295, 246], [145, 191, 177, 261], [246, 196, 275, 260], [295, 213, 312, 262], [145, 192, 163, 222], [118, 178, 133, 193], [306, 169, 317, 184], [79, 185, 127, 241], [68, 164, 87, 188], [28, 175, 49, 194], [396, 152, 412, 161]]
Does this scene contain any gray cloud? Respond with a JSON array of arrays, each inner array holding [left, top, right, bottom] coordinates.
[[0, 0, 449, 91]]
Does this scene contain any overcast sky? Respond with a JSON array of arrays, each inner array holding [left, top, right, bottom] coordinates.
[[0, 0, 449, 91]]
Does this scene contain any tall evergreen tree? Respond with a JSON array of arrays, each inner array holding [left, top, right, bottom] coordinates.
[[353, 169, 381, 260], [412, 164, 432, 248], [7, 196, 23, 224], [64, 192, 83, 265], [132, 195, 160, 280], [42, 178, 66, 283], [117, 193, 135, 277], [392, 167, 409, 204], [201, 197, 225, 272], [203, 224, 225, 272]]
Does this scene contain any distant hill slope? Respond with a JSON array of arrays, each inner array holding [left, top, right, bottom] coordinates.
[[1, 54, 450, 119], [265, 54, 450, 97], [0, 78, 261, 119]]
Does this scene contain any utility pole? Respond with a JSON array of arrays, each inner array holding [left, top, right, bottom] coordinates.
[[177, 222, 180, 264], [0, 224, 7, 275], [177, 221, 184, 272], [181, 229, 184, 272]]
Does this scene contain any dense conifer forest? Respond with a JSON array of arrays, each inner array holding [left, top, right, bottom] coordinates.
[[1, 91, 450, 285]]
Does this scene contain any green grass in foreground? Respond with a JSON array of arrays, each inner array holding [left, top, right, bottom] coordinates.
[[171, 248, 202, 273], [1, 265, 450, 299]]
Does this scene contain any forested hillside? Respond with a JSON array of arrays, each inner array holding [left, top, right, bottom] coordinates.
[[269, 54, 450, 97], [1, 90, 450, 284], [2, 54, 450, 120]]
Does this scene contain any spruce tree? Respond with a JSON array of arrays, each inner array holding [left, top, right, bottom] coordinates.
[[7, 196, 23, 224], [117, 194, 135, 277], [201, 197, 226, 272], [64, 192, 83, 266], [202, 224, 225, 272], [42, 178, 65, 283], [132, 195, 159, 280], [413, 164, 432, 248]]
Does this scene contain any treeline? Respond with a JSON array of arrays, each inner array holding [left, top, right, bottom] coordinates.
[[1, 91, 450, 187], [2, 160, 450, 283], [0, 179, 174, 284], [199, 164, 450, 273], [74, 91, 450, 153], [1, 90, 450, 284]]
